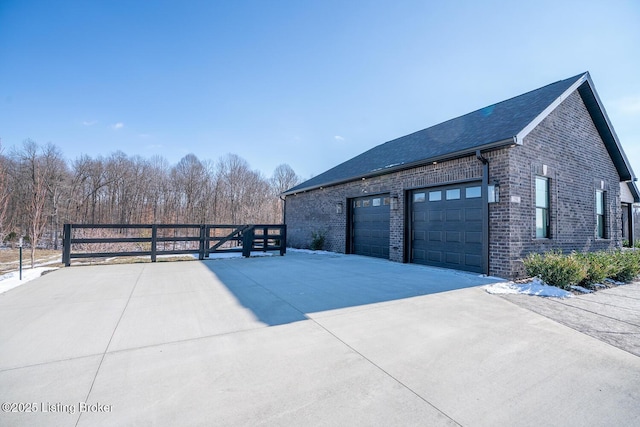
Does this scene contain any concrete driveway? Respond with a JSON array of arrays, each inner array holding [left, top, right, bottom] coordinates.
[[1, 252, 639, 426]]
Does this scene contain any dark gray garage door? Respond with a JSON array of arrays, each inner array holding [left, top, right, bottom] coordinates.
[[410, 182, 484, 273], [351, 195, 390, 259]]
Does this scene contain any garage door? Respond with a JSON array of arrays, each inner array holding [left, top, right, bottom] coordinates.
[[351, 195, 390, 259], [410, 182, 484, 273]]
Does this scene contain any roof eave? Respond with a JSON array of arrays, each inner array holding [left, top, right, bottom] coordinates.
[[578, 74, 636, 182], [514, 72, 589, 145], [515, 72, 636, 183], [282, 138, 516, 196]]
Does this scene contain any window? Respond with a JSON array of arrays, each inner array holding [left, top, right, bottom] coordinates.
[[465, 186, 481, 199], [355, 200, 361, 208], [413, 193, 426, 203], [372, 198, 381, 207], [362, 199, 371, 207], [596, 190, 606, 238], [535, 176, 550, 238], [446, 189, 460, 200], [383, 197, 390, 205], [428, 191, 442, 201]]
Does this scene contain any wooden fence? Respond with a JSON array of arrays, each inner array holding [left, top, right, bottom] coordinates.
[[62, 224, 286, 266]]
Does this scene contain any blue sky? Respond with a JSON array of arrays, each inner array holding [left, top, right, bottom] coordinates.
[[1, 0, 639, 180]]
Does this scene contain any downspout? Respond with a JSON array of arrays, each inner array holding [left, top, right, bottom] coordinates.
[[279, 195, 286, 225], [476, 150, 490, 275]]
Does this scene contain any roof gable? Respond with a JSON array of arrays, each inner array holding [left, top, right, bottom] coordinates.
[[285, 73, 636, 196]]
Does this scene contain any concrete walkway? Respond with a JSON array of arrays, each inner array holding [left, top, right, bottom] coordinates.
[[0, 252, 639, 426]]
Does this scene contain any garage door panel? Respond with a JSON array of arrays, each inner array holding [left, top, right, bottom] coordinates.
[[465, 207, 482, 221], [411, 182, 484, 273], [428, 210, 443, 221], [352, 195, 390, 259], [445, 209, 462, 221], [465, 254, 482, 268], [428, 251, 442, 262], [428, 231, 442, 242], [445, 252, 461, 265], [446, 231, 461, 242], [466, 231, 482, 243]]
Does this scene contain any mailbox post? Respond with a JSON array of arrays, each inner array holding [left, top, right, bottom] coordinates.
[[18, 237, 23, 281]]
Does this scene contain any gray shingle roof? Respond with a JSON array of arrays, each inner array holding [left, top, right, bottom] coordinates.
[[285, 73, 586, 194]]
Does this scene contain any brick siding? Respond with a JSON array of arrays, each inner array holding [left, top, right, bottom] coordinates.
[[286, 89, 623, 278]]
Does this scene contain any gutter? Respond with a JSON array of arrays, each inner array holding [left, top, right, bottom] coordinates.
[[476, 150, 490, 276]]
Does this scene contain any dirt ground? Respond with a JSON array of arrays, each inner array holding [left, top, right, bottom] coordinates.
[[0, 249, 62, 275]]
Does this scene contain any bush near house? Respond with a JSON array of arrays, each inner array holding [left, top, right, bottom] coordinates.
[[524, 250, 640, 290], [310, 231, 326, 251]]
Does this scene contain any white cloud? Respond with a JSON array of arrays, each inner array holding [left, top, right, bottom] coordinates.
[[334, 135, 345, 141], [111, 122, 124, 130], [82, 120, 97, 126]]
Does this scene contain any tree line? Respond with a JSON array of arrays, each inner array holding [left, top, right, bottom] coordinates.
[[0, 139, 301, 264]]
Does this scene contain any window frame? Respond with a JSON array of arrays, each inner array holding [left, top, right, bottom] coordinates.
[[596, 190, 606, 239], [535, 176, 550, 239]]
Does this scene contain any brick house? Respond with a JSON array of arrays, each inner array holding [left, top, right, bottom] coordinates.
[[282, 72, 639, 278]]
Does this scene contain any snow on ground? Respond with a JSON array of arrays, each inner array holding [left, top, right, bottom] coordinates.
[[484, 278, 573, 298], [206, 251, 276, 259], [0, 267, 58, 294], [287, 248, 341, 256]]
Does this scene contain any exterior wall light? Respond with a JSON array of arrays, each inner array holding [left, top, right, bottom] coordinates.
[[336, 202, 343, 214], [488, 183, 500, 203]]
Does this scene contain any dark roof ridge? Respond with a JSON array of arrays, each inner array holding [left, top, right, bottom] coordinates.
[[283, 72, 639, 197], [377, 72, 588, 148]]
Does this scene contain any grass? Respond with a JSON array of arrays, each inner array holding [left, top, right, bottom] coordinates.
[[0, 248, 62, 275], [0, 248, 198, 274]]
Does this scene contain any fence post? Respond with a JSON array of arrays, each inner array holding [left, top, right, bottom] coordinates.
[[242, 226, 254, 258], [280, 225, 287, 256], [262, 226, 268, 252], [151, 224, 157, 262], [62, 224, 72, 266], [199, 225, 205, 260]]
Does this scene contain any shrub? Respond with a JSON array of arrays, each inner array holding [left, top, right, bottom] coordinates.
[[575, 251, 612, 287], [524, 250, 586, 290], [310, 231, 326, 251], [523, 252, 545, 278], [610, 251, 640, 283], [525, 249, 640, 289]]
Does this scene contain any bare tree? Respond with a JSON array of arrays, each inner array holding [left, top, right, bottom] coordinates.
[[1, 142, 300, 259], [270, 164, 300, 223], [41, 144, 70, 249], [12, 140, 56, 267], [172, 154, 208, 223], [0, 144, 11, 243]]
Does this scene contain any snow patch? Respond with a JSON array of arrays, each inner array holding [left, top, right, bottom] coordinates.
[[0, 267, 59, 294], [484, 278, 572, 298], [207, 251, 276, 259], [287, 248, 339, 256]]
